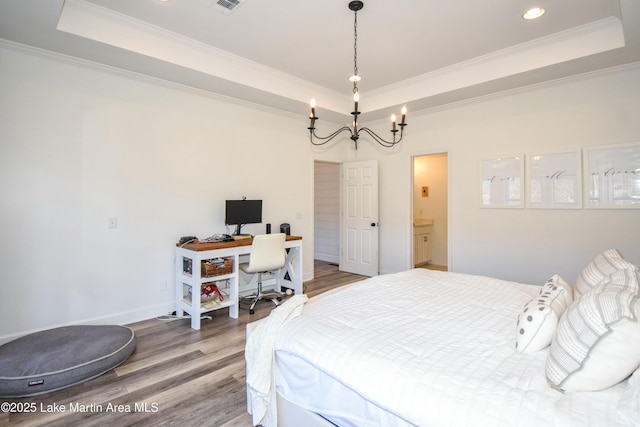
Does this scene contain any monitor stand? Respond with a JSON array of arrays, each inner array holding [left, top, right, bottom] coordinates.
[[232, 234, 252, 240], [232, 224, 252, 239]]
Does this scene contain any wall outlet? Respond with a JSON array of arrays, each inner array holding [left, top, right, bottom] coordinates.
[[160, 279, 168, 291], [108, 217, 117, 229]]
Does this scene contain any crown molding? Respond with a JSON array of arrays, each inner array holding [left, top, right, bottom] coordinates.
[[364, 17, 625, 112], [57, 0, 345, 113]]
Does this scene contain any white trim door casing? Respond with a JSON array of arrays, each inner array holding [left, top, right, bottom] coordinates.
[[341, 160, 379, 276]]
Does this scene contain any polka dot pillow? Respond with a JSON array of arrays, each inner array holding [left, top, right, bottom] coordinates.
[[516, 275, 573, 353]]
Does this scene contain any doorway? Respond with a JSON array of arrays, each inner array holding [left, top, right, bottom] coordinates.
[[314, 160, 380, 276], [412, 153, 448, 270], [314, 161, 340, 265]]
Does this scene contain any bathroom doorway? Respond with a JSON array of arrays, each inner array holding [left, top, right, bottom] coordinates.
[[412, 153, 448, 270]]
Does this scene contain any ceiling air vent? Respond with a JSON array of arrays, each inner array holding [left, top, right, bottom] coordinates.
[[215, 0, 243, 14]]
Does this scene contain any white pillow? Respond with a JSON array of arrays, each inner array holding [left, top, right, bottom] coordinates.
[[574, 249, 637, 299], [546, 269, 640, 391], [516, 275, 573, 353]]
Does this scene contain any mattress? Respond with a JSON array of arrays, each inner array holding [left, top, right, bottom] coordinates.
[[272, 269, 640, 427]]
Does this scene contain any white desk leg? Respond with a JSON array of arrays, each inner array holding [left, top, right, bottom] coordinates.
[[175, 254, 184, 317], [278, 246, 303, 295], [228, 253, 239, 319], [293, 245, 303, 294], [191, 257, 201, 330]]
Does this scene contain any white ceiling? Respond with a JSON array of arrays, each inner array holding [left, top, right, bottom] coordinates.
[[1, 0, 639, 123]]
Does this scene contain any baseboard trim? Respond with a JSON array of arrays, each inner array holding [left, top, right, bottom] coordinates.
[[0, 302, 176, 346]]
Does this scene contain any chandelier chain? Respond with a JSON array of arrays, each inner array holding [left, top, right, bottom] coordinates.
[[353, 9, 358, 94]]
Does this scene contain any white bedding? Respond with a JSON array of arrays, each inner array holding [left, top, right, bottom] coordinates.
[[246, 294, 308, 427], [271, 269, 640, 427]]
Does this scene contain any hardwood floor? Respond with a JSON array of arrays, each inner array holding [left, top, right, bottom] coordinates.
[[1, 261, 366, 427], [418, 263, 448, 271]]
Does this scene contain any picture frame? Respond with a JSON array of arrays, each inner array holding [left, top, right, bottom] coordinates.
[[583, 142, 640, 209], [526, 149, 582, 209], [481, 155, 524, 208]]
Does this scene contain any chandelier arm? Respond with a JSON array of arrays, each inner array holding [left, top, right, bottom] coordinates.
[[358, 127, 404, 147], [310, 126, 354, 146]]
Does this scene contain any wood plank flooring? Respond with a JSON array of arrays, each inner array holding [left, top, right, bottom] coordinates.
[[418, 263, 448, 271], [1, 261, 366, 427]]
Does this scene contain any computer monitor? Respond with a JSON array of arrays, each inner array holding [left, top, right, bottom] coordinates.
[[225, 199, 262, 235]]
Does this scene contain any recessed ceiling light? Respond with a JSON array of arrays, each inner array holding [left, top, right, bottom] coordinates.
[[523, 7, 545, 20]]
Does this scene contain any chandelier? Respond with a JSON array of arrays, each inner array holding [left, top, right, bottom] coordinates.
[[308, 0, 407, 150]]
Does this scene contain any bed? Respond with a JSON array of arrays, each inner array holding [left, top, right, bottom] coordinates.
[[246, 250, 640, 427]]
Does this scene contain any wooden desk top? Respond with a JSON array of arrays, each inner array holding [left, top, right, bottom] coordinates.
[[178, 235, 302, 252]]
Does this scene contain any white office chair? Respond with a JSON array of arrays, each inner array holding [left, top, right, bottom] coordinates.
[[239, 233, 286, 315]]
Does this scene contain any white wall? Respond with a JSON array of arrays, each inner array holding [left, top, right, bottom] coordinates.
[[2, 41, 639, 343], [0, 44, 315, 342], [339, 63, 640, 284]]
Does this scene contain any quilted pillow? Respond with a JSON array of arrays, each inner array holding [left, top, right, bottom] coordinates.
[[546, 269, 640, 392], [516, 275, 573, 353], [574, 249, 637, 299]]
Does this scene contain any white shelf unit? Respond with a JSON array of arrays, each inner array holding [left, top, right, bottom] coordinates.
[[175, 247, 240, 330]]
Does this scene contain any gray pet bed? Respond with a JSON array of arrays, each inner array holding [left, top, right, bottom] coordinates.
[[0, 325, 136, 397]]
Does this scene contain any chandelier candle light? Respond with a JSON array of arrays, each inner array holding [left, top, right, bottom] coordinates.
[[308, 0, 407, 150]]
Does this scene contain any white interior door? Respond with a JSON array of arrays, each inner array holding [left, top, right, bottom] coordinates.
[[341, 160, 379, 276]]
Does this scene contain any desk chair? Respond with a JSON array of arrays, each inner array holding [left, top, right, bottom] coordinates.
[[239, 233, 286, 314]]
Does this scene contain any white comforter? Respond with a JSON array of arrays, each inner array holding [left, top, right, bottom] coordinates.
[[273, 269, 640, 427], [246, 294, 308, 427]]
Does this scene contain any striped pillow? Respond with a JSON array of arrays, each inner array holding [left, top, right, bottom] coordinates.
[[574, 249, 637, 299], [546, 269, 640, 391]]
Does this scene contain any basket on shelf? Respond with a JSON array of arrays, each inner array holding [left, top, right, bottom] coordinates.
[[201, 257, 233, 278], [188, 283, 225, 303], [200, 283, 225, 303], [200, 295, 218, 303]]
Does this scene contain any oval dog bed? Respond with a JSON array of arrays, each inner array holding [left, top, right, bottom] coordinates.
[[0, 325, 136, 398]]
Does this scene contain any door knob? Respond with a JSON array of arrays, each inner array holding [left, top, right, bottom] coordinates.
[[371, 222, 378, 227]]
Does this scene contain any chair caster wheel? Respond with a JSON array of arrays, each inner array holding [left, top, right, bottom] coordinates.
[[277, 296, 282, 301], [249, 309, 255, 315]]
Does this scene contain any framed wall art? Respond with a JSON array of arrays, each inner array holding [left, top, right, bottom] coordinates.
[[527, 149, 582, 208], [583, 142, 640, 208], [481, 155, 524, 208]]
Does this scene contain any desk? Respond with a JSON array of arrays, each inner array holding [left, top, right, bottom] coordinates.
[[175, 236, 303, 330]]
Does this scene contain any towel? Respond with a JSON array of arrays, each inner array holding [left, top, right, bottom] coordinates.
[[246, 294, 308, 427]]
